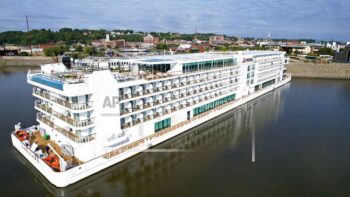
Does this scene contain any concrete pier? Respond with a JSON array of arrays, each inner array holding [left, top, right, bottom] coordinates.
[[286, 62, 350, 80], [0, 56, 55, 67]]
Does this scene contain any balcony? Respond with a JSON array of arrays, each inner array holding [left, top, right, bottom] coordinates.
[[33, 91, 92, 111], [119, 79, 236, 118], [133, 119, 143, 126], [135, 105, 143, 110], [120, 110, 129, 115], [144, 103, 153, 109], [37, 114, 95, 143], [164, 86, 171, 90], [122, 94, 131, 99], [35, 102, 94, 128], [121, 122, 133, 129], [132, 92, 143, 97], [154, 87, 162, 92], [164, 98, 172, 102]]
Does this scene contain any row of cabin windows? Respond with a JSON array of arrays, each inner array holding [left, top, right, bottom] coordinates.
[[182, 58, 236, 73], [154, 118, 171, 132], [262, 79, 276, 88], [119, 67, 237, 95], [193, 94, 236, 116], [138, 64, 171, 73]]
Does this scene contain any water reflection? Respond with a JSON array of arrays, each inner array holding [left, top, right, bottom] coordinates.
[[13, 81, 289, 197], [0, 66, 35, 76]]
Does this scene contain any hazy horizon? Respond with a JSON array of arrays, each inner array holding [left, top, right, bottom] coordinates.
[[0, 0, 349, 41]]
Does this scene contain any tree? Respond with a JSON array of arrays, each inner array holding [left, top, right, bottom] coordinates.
[[44, 45, 66, 56], [156, 43, 168, 50], [319, 47, 334, 56], [19, 51, 29, 56], [216, 45, 228, 51], [83, 46, 96, 56], [75, 45, 83, 52]]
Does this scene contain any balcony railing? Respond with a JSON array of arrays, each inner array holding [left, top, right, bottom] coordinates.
[[119, 81, 239, 118], [35, 102, 94, 128], [37, 114, 95, 143], [119, 70, 239, 101], [33, 90, 92, 111]]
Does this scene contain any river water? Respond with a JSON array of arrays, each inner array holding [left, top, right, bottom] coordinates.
[[1, 69, 350, 197]]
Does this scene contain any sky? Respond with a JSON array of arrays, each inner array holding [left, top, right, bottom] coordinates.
[[0, 0, 349, 41]]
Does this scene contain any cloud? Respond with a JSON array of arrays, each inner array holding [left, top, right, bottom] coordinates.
[[0, 0, 349, 41]]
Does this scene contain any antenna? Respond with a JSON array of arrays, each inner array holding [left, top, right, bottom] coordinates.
[[26, 15, 32, 55]]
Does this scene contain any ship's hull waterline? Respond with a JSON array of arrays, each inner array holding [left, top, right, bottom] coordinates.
[[12, 75, 290, 187]]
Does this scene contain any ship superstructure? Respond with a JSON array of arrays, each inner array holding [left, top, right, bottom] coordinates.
[[11, 51, 290, 187]]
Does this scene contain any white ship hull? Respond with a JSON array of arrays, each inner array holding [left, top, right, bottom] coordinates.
[[12, 75, 291, 187]]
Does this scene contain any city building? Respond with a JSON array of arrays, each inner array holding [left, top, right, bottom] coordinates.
[[91, 34, 125, 49], [209, 35, 232, 45], [143, 34, 159, 45]]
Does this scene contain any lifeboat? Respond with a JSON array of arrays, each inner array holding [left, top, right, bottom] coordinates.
[[15, 130, 30, 141], [43, 154, 60, 171]]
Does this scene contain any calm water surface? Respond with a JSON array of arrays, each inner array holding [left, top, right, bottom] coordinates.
[[1, 69, 350, 197]]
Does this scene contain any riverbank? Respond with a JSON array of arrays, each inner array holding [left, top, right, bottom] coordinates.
[[286, 62, 350, 80], [0, 56, 56, 67]]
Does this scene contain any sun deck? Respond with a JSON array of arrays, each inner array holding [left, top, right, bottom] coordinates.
[[13, 128, 82, 171], [30, 131, 82, 165]]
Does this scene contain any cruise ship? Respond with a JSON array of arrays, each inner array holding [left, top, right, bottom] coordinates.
[[11, 51, 291, 187]]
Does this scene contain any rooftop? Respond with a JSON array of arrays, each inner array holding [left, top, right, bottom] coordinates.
[[130, 52, 240, 64], [29, 51, 285, 85], [134, 51, 284, 64]]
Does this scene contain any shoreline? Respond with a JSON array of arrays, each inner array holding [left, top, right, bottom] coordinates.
[[0, 56, 55, 67], [287, 62, 350, 80]]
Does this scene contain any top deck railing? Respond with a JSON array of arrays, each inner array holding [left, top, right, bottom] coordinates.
[[28, 70, 86, 84]]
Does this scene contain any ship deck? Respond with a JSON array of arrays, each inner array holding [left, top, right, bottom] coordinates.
[[29, 131, 82, 166]]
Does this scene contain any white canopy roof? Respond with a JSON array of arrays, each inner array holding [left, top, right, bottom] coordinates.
[[41, 63, 67, 74]]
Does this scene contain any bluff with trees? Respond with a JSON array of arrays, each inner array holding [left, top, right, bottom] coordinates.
[[0, 28, 142, 45]]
